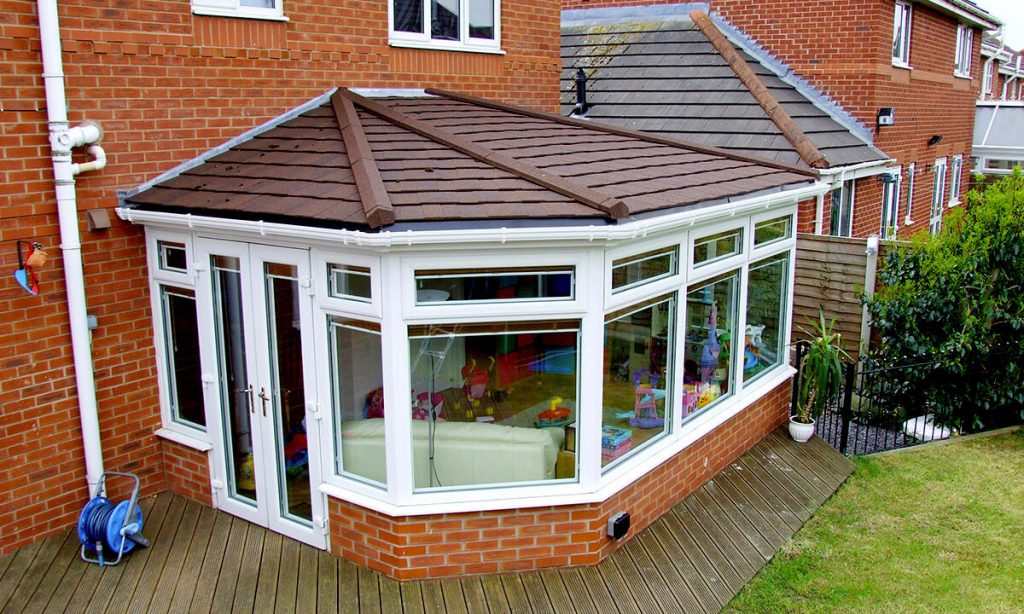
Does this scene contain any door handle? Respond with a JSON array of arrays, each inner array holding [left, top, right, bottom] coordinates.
[[237, 386, 254, 413], [258, 387, 270, 416]]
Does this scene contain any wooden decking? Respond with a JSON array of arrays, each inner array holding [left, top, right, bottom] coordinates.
[[0, 429, 853, 613]]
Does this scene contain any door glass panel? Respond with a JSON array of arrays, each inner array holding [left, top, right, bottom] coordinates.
[[264, 262, 313, 523], [211, 255, 256, 503]]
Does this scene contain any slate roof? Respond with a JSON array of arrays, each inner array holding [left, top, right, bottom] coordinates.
[[561, 16, 889, 169], [123, 88, 816, 230]]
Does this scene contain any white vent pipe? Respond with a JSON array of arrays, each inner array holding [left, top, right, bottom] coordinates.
[[37, 0, 108, 495]]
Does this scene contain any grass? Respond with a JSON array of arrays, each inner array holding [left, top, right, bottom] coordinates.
[[727, 430, 1024, 614]]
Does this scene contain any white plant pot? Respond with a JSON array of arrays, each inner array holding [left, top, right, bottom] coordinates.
[[788, 417, 816, 443]]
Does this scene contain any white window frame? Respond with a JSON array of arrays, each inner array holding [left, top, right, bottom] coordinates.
[[829, 179, 855, 238], [949, 154, 963, 205], [389, 0, 503, 54], [892, 1, 912, 68], [313, 249, 383, 319], [604, 234, 685, 311], [904, 162, 916, 226], [954, 25, 974, 78], [688, 221, 746, 280], [191, 0, 287, 21], [931, 157, 948, 235], [880, 169, 902, 239], [983, 62, 995, 95]]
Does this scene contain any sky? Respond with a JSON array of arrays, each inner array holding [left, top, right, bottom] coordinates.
[[973, 0, 1024, 49]]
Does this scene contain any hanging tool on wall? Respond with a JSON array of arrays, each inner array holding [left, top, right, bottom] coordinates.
[[14, 240, 47, 296]]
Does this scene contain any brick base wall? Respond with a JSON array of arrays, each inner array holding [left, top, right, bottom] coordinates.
[[161, 440, 213, 507], [328, 379, 791, 580]]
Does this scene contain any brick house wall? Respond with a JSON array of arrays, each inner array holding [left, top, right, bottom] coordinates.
[[329, 380, 791, 580], [0, 0, 560, 556]]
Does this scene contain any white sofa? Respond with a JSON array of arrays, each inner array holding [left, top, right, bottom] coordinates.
[[340, 418, 564, 488]]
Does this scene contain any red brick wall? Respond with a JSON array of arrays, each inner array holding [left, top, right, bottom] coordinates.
[[0, 0, 561, 556], [161, 441, 213, 507], [328, 379, 791, 580]]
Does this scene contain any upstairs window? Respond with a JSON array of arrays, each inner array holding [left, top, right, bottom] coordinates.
[[892, 1, 912, 66], [955, 25, 974, 77], [983, 61, 994, 95], [392, 0, 499, 52], [191, 0, 285, 20]]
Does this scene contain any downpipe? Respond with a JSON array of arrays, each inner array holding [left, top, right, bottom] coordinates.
[[38, 0, 108, 496]]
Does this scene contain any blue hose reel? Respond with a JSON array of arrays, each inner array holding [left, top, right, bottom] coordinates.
[[78, 472, 149, 566]]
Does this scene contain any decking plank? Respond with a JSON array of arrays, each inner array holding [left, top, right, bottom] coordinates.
[[692, 484, 773, 563], [521, 572, 556, 613], [398, 578, 426, 614], [537, 569, 577, 614], [208, 518, 251, 614], [378, 575, 404, 614], [609, 542, 666, 613], [669, 504, 746, 595], [767, 431, 849, 492], [61, 553, 107, 613], [459, 577, 490, 614], [745, 440, 819, 511], [620, 533, 682, 612], [275, 536, 301, 614], [419, 580, 445, 613], [632, 523, 712, 614], [316, 550, 338, 613], [680, 496, 759, 580], [498, 574, 532, 613], [573, 564, 622, 614], [439, 577, 469, 614], [713, 466, 790, 547], [478, 573, 511, 613], [3, 531, 66, 612], [646, 521, 719, 610], [0, 538, 42, 608], [296, 544, 319, 613], [727, 457, 805, 532], [595, 551, 644, 613], [18, 530, 77, 614], [137, 499, 203, 614], [337, 559, 359, 612], [166, 505, 219, 613], [188, 507, 234, 614], [356, 566, 381, 613], [760, 433, 837, 500], [97, 491, 178, 614], [253, 531, 284, 613], [229, 516, 267, 614], [658, 509, 731, 609]]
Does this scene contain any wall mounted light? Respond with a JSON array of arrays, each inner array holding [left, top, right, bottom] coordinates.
[[877, 107, 895, 128], [928, 134, 943, 146]]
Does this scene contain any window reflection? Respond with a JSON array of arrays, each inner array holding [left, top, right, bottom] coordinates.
[[683, 272, 738, 417]]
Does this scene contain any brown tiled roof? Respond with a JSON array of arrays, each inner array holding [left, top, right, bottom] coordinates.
[[124, 88, 817, 230]]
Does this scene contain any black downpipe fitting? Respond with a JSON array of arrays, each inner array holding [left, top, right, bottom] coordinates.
[[574, 68, 590, 116]]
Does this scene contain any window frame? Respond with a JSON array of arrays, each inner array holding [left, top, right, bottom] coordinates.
[[388, 0, 503, 54], [954, 24, 974, 78], [190, 0, 288, 21], [604, 234, 684, 311], [904, 163, 916, 226], [688, 221, 746, 279], [892, 1, 912, 68], [880, 169, 902, 239], [983, 61, 995, 95], [949, 154, 963, 206], [313, 249, 382, 319], [931, 157, 948, 235], [828, 178, 855, 238]]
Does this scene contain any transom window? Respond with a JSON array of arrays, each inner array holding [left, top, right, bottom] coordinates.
[[328, 263, 372, 302], [415, 266, 574, 304], [693, 228, 743, 266], [954, 25, 974, 77], [893, 1, 912, 66], [611, 246, 677, 293], [158, 241, 187, 273], [754, 215, 793, 247], [391, 0, 499, 51]]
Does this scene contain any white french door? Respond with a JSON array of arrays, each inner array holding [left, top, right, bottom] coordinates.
[[195, 238, 326, 548]]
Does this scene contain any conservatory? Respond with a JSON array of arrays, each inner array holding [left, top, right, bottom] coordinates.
[[120, 88, 824, 574]]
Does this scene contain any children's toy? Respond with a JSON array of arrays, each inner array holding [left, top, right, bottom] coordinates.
[[630, 370, 665, 428], [536, 397, 572, 428], [412, 391, 445, 421], [700, 302, 720, 382], [284, 433, 308, 477], [744, 324, 765, 371], [14, 240, 46, 296], [364, 387, 385, 419], [78, 471, 149, 567], [462, 358, 493, 400], [238, 453, 256, 490], [601, 425, 633, 460]]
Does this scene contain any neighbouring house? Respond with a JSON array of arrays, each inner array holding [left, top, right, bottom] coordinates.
[[974, 35, 1024, 176], [560, 0, 1000, 238], [1, 0, 824, 581], [560, 5, 892, 238]]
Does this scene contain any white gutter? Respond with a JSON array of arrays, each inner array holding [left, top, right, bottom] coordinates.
[[38, 0, 108, 495], [818, 158, 896, 179], [117, 182, 827, 247]]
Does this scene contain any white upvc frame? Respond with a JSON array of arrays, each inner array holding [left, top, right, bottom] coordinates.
[[949, 154, 964, 205], [828, 178, 856, 238], [983, 61, 995, 95], [688, 220, 746, 281], [604, 232, 685, 312], [905, 162, 916, 226], [880, 168, 902, 239], [190, 0, 288, 21], [313, 248, 383, 319], [388, 0, 503, 54], [954, 24, 974, 78], [892, 1, 913, 68], [749, 210, 795, 255], [931, 157, 948, 235]]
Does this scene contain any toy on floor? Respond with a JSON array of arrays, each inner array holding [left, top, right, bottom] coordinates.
[[462, 358, 493, 400], [412, 390, 445, 421], [536, 397, 572, 428], [364, 386, 385, 419], [744, 324, 765, 371], [284, 432, 308, 477], [630, 370, 665, 428]]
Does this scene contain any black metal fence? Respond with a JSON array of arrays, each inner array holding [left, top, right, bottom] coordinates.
[[792, 342, 952, 455]]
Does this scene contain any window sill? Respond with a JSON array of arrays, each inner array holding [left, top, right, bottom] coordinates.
[[949, 199, 961, 207], [192, 7, 289, 22], [892, 60, 912, 70], [388, 39, 506, 55], [953, 72, 972, 80], [155, 427, 213, 451]]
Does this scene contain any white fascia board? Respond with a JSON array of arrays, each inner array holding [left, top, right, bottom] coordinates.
[[819, 160, 898, 181], [117, 182, 827, 249], [917, 0, 1001, 31]]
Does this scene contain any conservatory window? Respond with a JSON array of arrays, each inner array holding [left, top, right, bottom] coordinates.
[[414, 266, 574, 304], [753, 216, 792, 247], [329, 317, 386, 486], [407, 321, 578, 489], [158, 241, 188, 273], [328, 264, 372, 302], [611, 246, 677, 293], [601, 295, 675, 469], [743, 254, 789, 383], [160, 286, 205, 429], [693, 228, 743, 267], [683, 271, 739, 417]]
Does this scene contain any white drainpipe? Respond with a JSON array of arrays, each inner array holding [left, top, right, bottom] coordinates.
[[37, 0, 108, 495]]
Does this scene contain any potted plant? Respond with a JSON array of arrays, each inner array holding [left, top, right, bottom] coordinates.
[[790, 311, 850, 443]]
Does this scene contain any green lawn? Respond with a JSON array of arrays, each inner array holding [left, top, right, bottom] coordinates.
[[727, 430, 1024, 614]]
